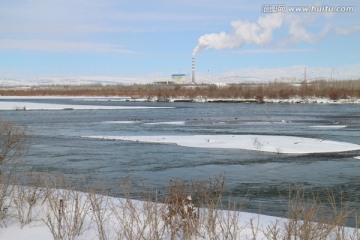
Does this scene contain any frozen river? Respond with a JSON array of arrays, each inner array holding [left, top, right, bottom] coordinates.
[[1, 97, 360, 220]]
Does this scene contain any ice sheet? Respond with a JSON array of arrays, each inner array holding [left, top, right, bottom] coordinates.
[[85, 135, 360, 154], [309, 125, 347, 129], [145, 121, 186, 125]]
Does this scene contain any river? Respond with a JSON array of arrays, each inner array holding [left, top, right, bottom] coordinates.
[[1, 98, 359, 222]]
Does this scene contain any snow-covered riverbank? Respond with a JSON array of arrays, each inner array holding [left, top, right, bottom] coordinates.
[[0, 186, 358, 240], [1, 96, 360, 104], [157, 97, 360, 104]]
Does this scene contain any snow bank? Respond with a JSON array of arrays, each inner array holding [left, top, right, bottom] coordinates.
[[0, 102, 173, 110], [85, 135, 360, 154]]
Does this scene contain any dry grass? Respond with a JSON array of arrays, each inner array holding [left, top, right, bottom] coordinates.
[[1, 79, 359, 101], [262, 187, 360, 240], [0, 172, 358, 239]]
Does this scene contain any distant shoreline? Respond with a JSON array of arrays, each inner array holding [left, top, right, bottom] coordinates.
[[146, 96, 360, 104], [1, 95, 359, 104], [1, 80, 359, 104]]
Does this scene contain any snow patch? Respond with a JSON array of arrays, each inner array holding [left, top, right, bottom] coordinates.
[[84, 135, 360, 154]]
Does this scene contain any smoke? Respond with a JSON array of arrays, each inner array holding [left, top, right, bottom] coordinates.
[[193, 13, 340, 56], [193, 13, 283, 56]]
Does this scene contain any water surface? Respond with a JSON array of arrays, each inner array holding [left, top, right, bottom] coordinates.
[[1, 98, 359, 221]]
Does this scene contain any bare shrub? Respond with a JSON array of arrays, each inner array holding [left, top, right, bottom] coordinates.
[[110, 179, 167, 240], [12, 173, 44, 227], [328, 89, 341, 100], [262, 186, 359, 240], [264, 219, 282, 240], [88, 190, 111, 240], [41, 174, 91, 240], [63, 191, 91, 239], [159, 175, 245, 240], [2, 80, 360, 100], [43, 188, 91, 240], [6, 168, 360, 239], [255, 95, 265, 103], [162, 179, 200, 239], [0, 121, 28, 226], [43, 190, 67, 239]]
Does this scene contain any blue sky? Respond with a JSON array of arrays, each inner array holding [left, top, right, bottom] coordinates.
[[0, 0, 359, 84]]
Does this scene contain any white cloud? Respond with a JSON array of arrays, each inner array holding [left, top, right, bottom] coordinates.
[[239, 48, 313, 54], [282, 13, 332, 45], [335, 25, 360, 35]]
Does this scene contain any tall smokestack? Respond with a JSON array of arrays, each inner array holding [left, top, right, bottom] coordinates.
[[192, 56, 196, 84]]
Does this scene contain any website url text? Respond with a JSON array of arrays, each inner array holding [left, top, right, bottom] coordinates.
[[261, 4, 355, 13]]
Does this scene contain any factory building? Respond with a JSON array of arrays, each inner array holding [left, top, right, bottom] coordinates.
[[154, 73, 187, 85], [171, 74, 187, 84]]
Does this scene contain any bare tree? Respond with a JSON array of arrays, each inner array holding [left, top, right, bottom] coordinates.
[[0, 121, 28, 164]]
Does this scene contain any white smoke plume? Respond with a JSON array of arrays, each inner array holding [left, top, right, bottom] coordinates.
[[193, 13, 283, 56], [193, 13, 342, 56]]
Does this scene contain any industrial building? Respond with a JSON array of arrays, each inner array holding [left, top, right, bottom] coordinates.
[[154, 56, 196, 85], [154, 73, 188, 85]]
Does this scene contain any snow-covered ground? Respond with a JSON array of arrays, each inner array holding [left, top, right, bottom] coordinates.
[[85, 135, 360, 154], [0, 187, 358, 240], [0, 101, 173, 110]]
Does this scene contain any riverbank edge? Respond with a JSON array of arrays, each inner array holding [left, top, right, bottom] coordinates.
[[134, 96, 360, 104], [1, 95, 360, 104]]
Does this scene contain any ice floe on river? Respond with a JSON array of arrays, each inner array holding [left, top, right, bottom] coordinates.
[[102, 120, 140, 124], [85, 135, 360, 154], [309, 125, 347, 129], [145, 121, 186, 125]]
